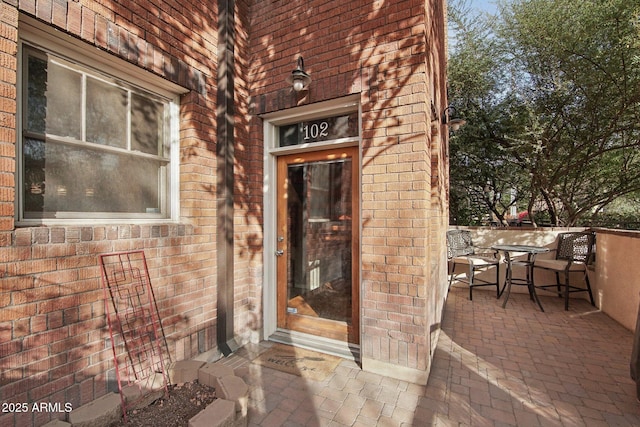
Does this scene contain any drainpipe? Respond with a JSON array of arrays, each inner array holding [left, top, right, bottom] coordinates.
[[216, 0, 237, 356]]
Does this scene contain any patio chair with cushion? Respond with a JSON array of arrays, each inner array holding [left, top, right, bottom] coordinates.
[[533, 231, 596, 311], [446, 230, 500, 300]]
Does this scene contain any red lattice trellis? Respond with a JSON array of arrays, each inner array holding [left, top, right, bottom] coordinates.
[[99, 251, 170, 421]]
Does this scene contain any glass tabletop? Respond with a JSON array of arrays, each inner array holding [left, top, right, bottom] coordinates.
[[491, 244, 550, 254]]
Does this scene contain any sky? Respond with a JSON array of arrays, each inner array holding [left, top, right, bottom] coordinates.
[[448, 0, 500, 49], [470, 0, 498, 15]]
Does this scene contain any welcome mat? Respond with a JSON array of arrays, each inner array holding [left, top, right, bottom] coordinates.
[[251, 344, 342, 381]]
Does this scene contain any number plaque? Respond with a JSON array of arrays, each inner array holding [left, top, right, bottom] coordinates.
[[278, 112, 358, 147]]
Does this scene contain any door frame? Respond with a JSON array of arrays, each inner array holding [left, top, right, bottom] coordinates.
[[261, 95, 362, 359], [276, 148, 360, 344]]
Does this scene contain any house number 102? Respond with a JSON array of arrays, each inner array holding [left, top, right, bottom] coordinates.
[[303, 122, 329, 140]]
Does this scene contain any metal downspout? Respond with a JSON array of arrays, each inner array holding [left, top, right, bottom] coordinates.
[[216, 0, 237, 356]]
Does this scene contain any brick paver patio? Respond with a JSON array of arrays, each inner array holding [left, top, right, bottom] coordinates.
[[221, 286, 640, 426]]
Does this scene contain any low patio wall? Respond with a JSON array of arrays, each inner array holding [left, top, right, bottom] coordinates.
[[449, 227, 587, 295], [450, 227, 640, 331], [592, 228, 640, 331]]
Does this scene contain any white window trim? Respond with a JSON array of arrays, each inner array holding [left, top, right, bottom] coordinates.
[[16, 15, 187, 226]]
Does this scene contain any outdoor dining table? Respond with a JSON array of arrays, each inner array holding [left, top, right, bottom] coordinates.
[[491, 244, 550, 312]]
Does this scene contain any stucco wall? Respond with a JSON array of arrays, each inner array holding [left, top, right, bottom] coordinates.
[[592, 229, 640, 331]]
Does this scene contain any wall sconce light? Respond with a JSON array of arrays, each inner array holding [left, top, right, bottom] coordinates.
[[442, 105, 467, 131], [286, 56, 311, 92]]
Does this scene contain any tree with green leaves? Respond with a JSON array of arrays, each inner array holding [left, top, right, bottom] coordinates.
[[448, 0, 530, 225], [448, 0, 640, 227]]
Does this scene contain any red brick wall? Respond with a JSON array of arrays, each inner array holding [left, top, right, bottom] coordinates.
[[0, 0, 449, 422], [232, 0, 264, 342], [0, 1, 264, 426], [428, 0, 450, 358], [248, 0, 449, 376], [0, 2, 17, 239]]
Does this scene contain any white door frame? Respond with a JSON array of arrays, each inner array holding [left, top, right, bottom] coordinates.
[[261, 95, 362, 359]]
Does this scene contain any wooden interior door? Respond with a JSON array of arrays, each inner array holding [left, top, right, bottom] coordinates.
[[276, 147, 359, 344]]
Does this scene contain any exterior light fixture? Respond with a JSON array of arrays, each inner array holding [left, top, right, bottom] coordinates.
[[286, 56, 311, 92], [442, 105, 467, 131]]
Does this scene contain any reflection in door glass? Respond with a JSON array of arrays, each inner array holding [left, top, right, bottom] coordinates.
[[286, 159, 352, 322]]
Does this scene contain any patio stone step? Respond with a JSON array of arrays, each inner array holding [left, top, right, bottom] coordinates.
[[41, 420, 71, 427], [67, 392, 121, 427], [188, 399, 238, 427], [121, 372, 166, 410], [198, 362, 234, 387], [211, 375, 249, 415], [168, 360, 206, 384]]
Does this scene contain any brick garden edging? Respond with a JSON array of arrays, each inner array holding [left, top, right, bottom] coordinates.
[[40, 360, 249, 427]]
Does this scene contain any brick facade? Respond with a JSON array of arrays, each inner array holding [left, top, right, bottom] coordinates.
[[248, 0, 449, 380], [0, 0, 449, 425]]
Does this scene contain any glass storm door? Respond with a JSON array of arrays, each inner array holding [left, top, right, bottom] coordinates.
[[276, 147, 359, 344]]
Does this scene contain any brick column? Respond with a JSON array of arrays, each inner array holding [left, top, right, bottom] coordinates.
[[0, 3, 18, 241]]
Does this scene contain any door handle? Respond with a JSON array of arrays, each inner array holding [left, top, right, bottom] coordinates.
[[275, 250, 284, 257]]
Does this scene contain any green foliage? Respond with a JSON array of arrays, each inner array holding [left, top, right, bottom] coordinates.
[[448, 0, 640, 227]]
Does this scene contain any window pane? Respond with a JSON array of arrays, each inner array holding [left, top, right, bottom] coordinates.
[[309, 163, 331, 219], [21, 43, 174, 221], [23, 138, 46, 212], [131, 94, 164, 155], [286, 157, 353, 323], [23, 139, 163, 216], [86, 78, 128, 148], [47, 62, 82, 138], [26, 54, 82, 137], [26, 55, 47, 133]]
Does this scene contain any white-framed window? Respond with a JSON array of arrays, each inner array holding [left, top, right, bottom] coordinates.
[[17, 17, 185, 224]]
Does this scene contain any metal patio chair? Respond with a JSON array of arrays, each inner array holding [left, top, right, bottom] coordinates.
[[533, 231, 596, 311], [446, 230, 500, 300]]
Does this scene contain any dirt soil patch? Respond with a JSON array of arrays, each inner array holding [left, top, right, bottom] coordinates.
[[110, 381, 216, 427]]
